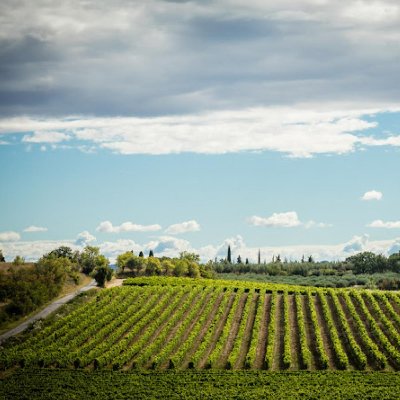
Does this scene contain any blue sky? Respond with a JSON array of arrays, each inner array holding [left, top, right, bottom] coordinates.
[[0, 1, 400, 262]]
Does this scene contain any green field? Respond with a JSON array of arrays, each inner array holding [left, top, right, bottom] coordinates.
[[1, 277, 400, 398], [2, 277, 400, 372], [2, 369, 400, 399]]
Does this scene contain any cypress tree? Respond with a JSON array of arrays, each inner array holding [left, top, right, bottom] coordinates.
[[227, 245, 232, 263], [258, 249, 261, 265], [149, 250, 154, 257], [139, 251, 144, 258]]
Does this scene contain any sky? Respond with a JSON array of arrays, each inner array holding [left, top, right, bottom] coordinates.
[[0, 0, 400, 262]]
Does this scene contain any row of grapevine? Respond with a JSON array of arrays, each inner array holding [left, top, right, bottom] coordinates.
[[226, 293, 253, 369], [245, 293, 266, 368], [328, 290, 367, 370], [94, 287, 184, 369], [294, 294, 311, 369], [133, 287, 206, 368], [306, 292, 328, 369], [206, 290, 244, 368], [317, 292, 348, 369], [264, 292, 277, 369], [2, 281, 400, 372], [282, 292, 291, 369], [189, 290, 232, 368], [151, 287, 215, 369], [352, 291, 400, 368], [170, 289, 224, 368]]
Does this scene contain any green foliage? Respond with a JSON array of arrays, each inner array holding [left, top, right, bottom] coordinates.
[[4, 370, 400, 400], [92, 256, 113, 287], [79, 246, 100, 275], [0, 256, 73, 323], [116, 251, 133, 272], [346, 251, 388, 274], [3, 277, 400, 376], [12, 255, 25, 266]]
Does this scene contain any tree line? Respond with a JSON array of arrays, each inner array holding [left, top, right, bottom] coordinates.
[[0, 246, 113, 325], [116, 250, 213, 279]]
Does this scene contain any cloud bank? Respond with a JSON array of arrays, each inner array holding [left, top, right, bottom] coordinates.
[[248, 211, 329, 229], [1, 108, 400, 157], [1, 233, 400, 264], [96, 220, 162, 233]]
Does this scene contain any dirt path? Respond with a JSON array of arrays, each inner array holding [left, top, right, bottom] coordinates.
[[288, 294, 301, 370], [271, 294, 283, 370], [0, 280, 97, 344], [105, 278, 124, 288], [235, 293, 258, 369], [301, 295, 318, 370], [254, 293, 271, 369]]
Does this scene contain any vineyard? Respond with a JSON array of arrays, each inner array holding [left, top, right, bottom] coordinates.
[[1, 277, 400, 372]]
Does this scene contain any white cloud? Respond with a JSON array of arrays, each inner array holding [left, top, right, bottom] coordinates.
[[23, 225, 48, 233], [367, 219, 400, 229], [361, 190, 383, 201], [0, 231, 21, 242], [2, 107, 400, 158], [342, 234, 369, 253], [165, 220, 201, 235], [248, 212, 330, 229], [96, 220, 162, 233], [22, 131, 70, 144], [146, 236, 193, 258], [248, 212, 302, 228], [75, 230, 96, 246]]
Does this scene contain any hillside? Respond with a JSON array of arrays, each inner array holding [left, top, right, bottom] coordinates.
[[1, 277, 400, 372]]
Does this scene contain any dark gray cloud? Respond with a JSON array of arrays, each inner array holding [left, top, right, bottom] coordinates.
[[1, 0, 400, 117]]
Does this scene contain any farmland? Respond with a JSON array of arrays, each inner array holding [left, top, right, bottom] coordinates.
[[2, 369, 400, 399], [2, 277, 400, 373]]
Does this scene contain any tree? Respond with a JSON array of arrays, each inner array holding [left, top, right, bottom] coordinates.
[[139, 251, 144, 258], [48, 246, 75, 260], [13, 255, 25, 266], [237, 255, 242, 264], [174, 259, 189, 276], [346, 251, 387, 274], [227, 245, 232, 263], [257, 249, 261, 265], [188, 262, 201, 278], [162, 260, 175, 276], [149, 250, 154, 257], [116, 251, 134, 272], [180, 251, 200, 263], [276, 254, 281, 263], [79, 246, 102, 275], [245, 258, 249, 265], [308, 255, 314, 263], [145, 257, 162, 276], [0, 249, 5, 263], [388, 252, 400, 273], [92, 255, 113, 287], [125, 255, 145, 276]]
